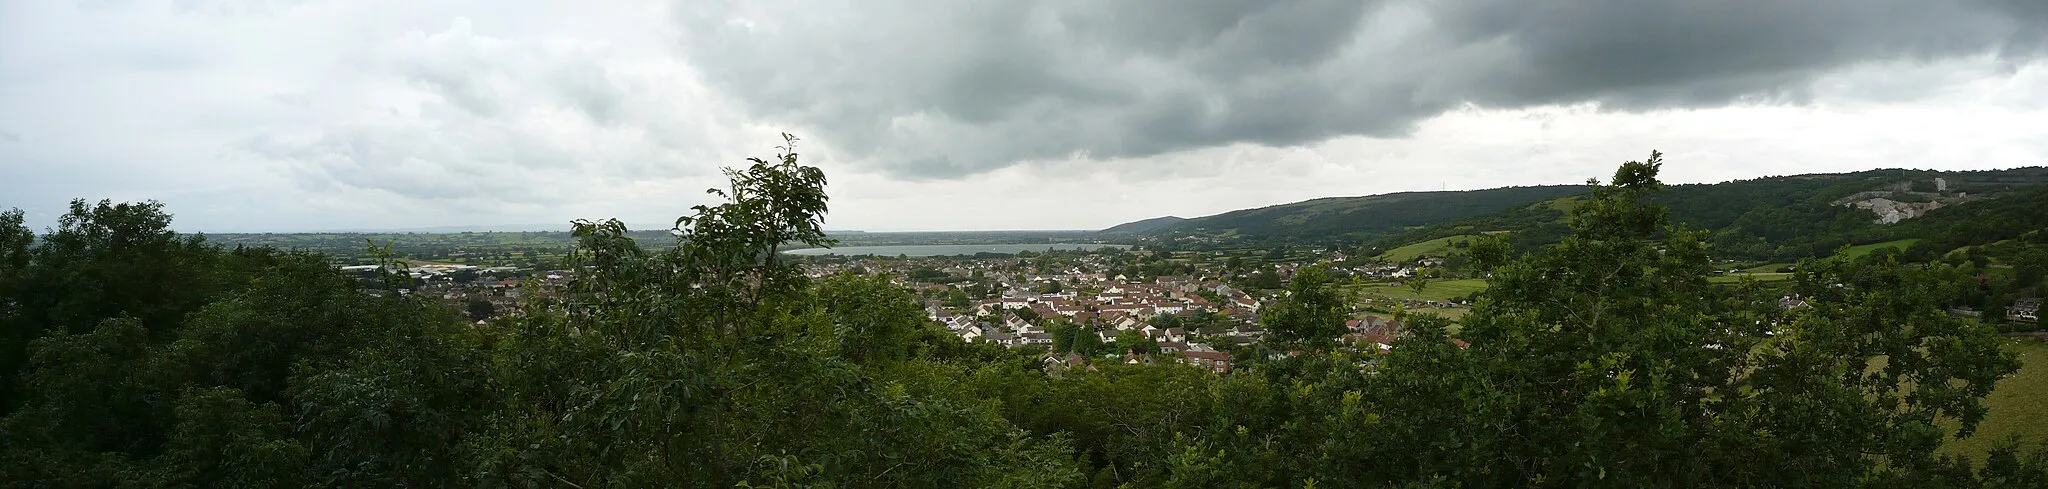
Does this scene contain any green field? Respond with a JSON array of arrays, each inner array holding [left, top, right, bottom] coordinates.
[[1380, 235, 1483, 263], [1355, 278, 1489, 301], [1944, 337, 2048, 459], [1709, 272, 1794, 283], [1741, 263, 1793, 273], [1840, 238, 1923, 259]]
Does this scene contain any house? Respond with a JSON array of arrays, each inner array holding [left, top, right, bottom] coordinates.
[[1021, 332, 1055, 347], [1161, 327, 1187, 343], [1182, 350, 1232, 374], [2010, 298, 2042, 323], [1073, 310, 1100, 325]]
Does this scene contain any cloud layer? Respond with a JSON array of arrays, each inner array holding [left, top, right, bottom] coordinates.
[[2, 0, 2046, 232], [676, 0, 2048, 177]]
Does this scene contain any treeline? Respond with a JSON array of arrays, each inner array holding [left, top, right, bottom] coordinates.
[[2, 145, 2047, 487]]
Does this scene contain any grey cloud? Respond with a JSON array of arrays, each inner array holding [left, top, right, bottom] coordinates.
[[231, 17, 731, 205], [266, 92, 311, 109], [239, 123, 580, 208], [392, 18, 629, 125], [673, 0, 2048, 178], [0, 131, 18, 143]]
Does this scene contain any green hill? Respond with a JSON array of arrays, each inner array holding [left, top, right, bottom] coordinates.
[[1097, 216, 1187, 235], [1364, 167, 2048, 261], [1109, 185, 1584, 242]]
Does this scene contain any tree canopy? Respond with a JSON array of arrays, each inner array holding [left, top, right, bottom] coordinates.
[[0, 146, 2042, 488]]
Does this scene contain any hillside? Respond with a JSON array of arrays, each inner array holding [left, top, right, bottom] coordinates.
[[1364, 167, 2048, 261], [1097, 216, 1187, 235], [1113, 185, 1583, 242], [1106, 165, 2048, 261], [1377, 234, 1486, 263]]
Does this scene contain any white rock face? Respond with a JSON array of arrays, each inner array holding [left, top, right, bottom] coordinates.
[[1845, 198, 1944, 224]]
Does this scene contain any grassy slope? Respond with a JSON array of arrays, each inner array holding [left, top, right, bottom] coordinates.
[[1380, 235, 1483, 263], [1944, 337, 2048, 458], [1841, 238, 1924, 259], [1356, 278, 1490, 301]]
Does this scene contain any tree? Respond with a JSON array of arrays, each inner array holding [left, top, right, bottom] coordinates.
[[815, 272, 924, 365], [1404, 267, 1432, 296], [466, 299, 495, 321], [1114, 329, 1159, 356], [1366, 151, 2024, 486], [3, 200, 222, 413], [1037, 279, 1064, 294], [1260, 266, 1348, 348], [944, 287, 970, 309], [1071, 325, 1106, 356], [1250, 267, 1283, 289], [155, 387, 309, 488]]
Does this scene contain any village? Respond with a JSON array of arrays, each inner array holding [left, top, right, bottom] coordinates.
[[326, 243, 1485, 374], [798, 247, 1470, 374]]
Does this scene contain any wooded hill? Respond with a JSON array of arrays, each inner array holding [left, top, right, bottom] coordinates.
[[1107, 166, 2048, 261], [1101, 185, 1584, 240]]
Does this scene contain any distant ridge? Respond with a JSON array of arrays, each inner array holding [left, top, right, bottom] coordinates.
[[1099, 165, 2048, 263], [298, 223, 572, 233], [1100, 185, 1584, 241], [1098, 216, 1187, 235]]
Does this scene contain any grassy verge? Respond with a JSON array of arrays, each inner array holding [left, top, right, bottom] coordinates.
[[1943, 336, 2048, 459]]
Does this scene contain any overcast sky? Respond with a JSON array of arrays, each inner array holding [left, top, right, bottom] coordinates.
[[4, 1, 2047, 233]]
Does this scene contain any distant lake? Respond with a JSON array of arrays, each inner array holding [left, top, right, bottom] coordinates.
[[782, 243, 1129, 257]]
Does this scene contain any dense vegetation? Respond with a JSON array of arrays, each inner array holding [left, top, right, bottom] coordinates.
[[3, 144, 2046, 487]]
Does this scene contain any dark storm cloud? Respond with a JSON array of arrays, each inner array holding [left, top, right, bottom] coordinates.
[[674, 0, 2048, 178]]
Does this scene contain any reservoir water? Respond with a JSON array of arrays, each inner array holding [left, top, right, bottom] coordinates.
[[782, 243, 1130, 257]]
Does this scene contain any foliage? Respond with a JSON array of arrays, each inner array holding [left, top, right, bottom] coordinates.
[[1261, 266, 1349, 348], [1, 147, 2042, 488]]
